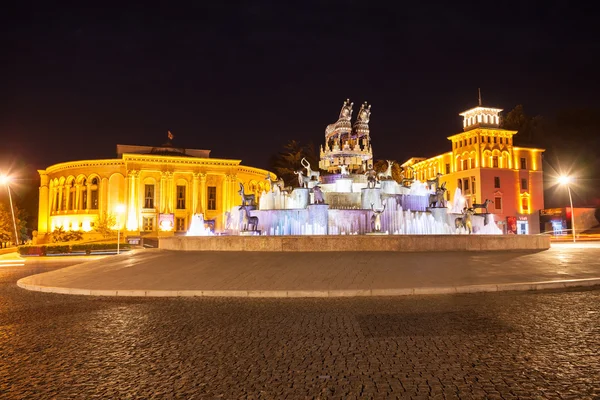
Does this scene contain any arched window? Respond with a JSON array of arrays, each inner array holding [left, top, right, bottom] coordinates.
[[90, 177, 99, 210]]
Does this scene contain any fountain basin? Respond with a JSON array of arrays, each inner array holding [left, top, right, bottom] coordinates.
[[160, 234, 550, 252]]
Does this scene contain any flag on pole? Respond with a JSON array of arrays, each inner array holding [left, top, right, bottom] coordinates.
[[167, 131, 174, 140]]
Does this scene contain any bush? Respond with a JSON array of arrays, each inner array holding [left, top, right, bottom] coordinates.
[[50, 227, 83, 243], [71, 242, 131, 254], [45, 244, 71, 254], [18, 242, 131, 256], [18, 245, 47, 256]]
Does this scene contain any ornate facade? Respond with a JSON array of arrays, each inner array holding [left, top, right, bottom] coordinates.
[[37, 143, 273, 241], [402, 104, 544, 234]]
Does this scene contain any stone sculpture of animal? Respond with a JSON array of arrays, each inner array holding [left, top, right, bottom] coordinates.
[[238, 183, 255, 206], [294, 170, 311, 188], [265, 173, 287, 193], [377, 160, 394, 181], [370, 202, 386, 232], [301, 157, 320, 181], [428, 182, 447, 208], [364, 166, 378, 189], [455, 207, 474, 234], [472, 199, 493, 214], [239, 205, 259, 231], [312, 185, 325, 204], [426, 173, 443, 190]]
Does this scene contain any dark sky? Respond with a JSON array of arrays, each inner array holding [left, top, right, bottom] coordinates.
[[2, 1, 599, 174]]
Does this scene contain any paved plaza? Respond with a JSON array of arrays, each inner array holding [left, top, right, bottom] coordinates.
[[0, 261, 599, 399], [15, 242, 600, 297]]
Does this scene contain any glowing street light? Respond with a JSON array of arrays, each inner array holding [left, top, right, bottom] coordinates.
[[0, 174, 20, 247], [115, 204, 126, 254], [557, 175, 576, 243]]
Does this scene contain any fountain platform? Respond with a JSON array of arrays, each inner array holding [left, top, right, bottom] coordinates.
[[160, 234, 550, 252]]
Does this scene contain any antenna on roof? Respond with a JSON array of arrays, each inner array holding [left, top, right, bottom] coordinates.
[[478, 88, 482, 106]]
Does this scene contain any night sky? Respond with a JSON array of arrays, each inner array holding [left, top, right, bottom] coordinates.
[[2, 3, 599, 182]]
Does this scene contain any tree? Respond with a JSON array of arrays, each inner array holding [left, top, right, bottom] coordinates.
[[373, 160, 404, 183], [0, 202, 27, 247], [502, 105, 545, 146], [270, 140, 319, 187], [95, 212, 117, 238]]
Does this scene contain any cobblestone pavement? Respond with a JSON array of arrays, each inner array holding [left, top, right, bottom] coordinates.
[[2, 264, 599, 399]]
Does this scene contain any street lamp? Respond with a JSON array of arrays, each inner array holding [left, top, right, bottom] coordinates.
[[0, 174, 19, 247], [558, 175, 576, 243], [115, 204, 126, 254]]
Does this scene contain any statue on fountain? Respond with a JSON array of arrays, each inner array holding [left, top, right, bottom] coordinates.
[[238, 183, 256, 207], [294, 170, 311, 188], [312, 185, 325, 204], [364, 164, 378, 189], [239, 205, 259, 232], [455, 207, 475, 234], [472, 199, 493, 214], [265, 173, 291, 194], [371, 202, 386, 232], [301, 157, 320, 182], [428, 182, 447, 208], [377, 160, 395, 181]]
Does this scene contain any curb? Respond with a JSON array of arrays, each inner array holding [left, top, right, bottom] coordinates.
[[16, 278, 600, 298]]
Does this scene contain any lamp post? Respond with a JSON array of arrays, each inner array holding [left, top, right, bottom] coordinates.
[[558, 175, 576, 243], [115, 204, 126, 254], [0, 175, 19, 247]]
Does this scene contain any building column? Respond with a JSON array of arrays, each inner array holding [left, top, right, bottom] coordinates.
[[74, 184, 80, 211], [159, 172, 167, 213], [38, 172, 49, 234], [126, 170, 139, 231], [230, 174, 238, 212], [199, 173, 207, 214], [100, 177, 109, 214], [192, 173, 199, 214], [166, 172, 174, 214], [57, 186, 64, 212]]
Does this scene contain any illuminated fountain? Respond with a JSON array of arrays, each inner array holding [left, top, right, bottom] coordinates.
[[186, 214, 214, 236], [228, 99, 503, 236]]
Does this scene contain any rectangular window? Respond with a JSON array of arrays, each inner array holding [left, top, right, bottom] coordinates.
[[462, 160, 468, 170], [493, 156, 498, 168], [207, 186, 217, 210], [494, 197, 502, 210], [474, 137, 477, 143], [520, 157, 527, 170], [522, 198, 529, 211], [176, 217, 186, 232], [176, 185, 186, 209], [470, 158, 475, 169], [472, 178, 476, 194], [445, 163, 450, 174], [463, 179, 469, 191], [144, 184, 155, 209], [521, 178, 528, 190], [68, 192, 74, 210], [142, 216, 154, 231], [494, 177, 500, 188], [91, 191, 98, 210], [469, 138, 472, 145], [493, 137, 497, 144]]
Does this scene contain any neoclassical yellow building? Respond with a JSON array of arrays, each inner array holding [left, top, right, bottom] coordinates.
[[37, 143, 273, 242], [402, 104, 544, 234]]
